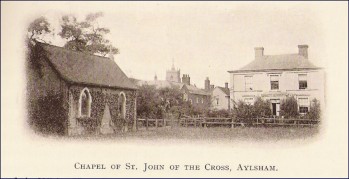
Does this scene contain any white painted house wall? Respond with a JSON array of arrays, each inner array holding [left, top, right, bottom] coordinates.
[[230, 69, 325, 116], [212, 87, 230, 110]]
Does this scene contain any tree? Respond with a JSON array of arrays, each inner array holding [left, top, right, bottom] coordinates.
[[136, 85, 162, 119], [59, 12, 119, 56], [279, 96, 299, 118], [306, 98, 321, 120], [27, 16, 53, 43]]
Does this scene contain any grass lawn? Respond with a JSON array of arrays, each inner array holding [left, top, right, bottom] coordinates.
[[71, 126, 320, 143]]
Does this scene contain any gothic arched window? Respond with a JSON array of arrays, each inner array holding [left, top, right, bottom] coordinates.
[[79, 88, 92, 117], [119, 92, 126, 119]]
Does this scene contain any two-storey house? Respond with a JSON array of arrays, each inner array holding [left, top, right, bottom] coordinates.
[[228, 45, 325, 116]]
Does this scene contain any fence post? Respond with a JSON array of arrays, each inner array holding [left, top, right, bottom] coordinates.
[[231, 118, 234, 128], [156, 119, 158, 128], [204, 118, 207, 128], [146, 118, 148, 130]]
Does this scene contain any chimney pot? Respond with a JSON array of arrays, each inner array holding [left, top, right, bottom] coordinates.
[[225, 82, 228, 89], [298, 45, 308, 59], [254, 47, 264, 59]]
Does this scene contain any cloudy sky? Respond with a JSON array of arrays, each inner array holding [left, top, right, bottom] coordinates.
[[9, 2, 340, 88]]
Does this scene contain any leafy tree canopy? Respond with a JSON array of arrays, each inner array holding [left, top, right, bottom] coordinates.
[[27, 12, 119, 57], [27, 16, 53, 43], [59, 12, 119, 56]]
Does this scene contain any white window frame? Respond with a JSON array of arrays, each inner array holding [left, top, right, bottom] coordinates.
[[244, 76, 253, 91], [298, 97, 309, 114], [183, 93, 188, 101], [298, 74, 308, 90], [270, 75, 280, 90]]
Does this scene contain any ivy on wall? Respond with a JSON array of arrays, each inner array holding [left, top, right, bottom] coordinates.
[[27, 93, 68, 135], [70, 86, 136, 133]]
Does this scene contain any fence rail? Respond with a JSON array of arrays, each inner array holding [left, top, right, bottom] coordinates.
[[136, 117, 319, 130]]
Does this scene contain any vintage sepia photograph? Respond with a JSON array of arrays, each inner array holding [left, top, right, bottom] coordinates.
[[25, 6, 324, 139], [1, 1, 348, 178]]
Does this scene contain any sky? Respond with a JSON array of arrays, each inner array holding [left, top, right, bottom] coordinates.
[[24, 2, 328, 88]]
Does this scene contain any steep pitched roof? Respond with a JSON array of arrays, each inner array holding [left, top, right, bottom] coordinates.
[[216, 86, 230, 96], [182, 84, 210, 96], [38, 42, 137, 90], [229, 54, 321, 73]]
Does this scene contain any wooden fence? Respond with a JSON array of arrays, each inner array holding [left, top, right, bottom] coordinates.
[[136, 117, 319, 129]]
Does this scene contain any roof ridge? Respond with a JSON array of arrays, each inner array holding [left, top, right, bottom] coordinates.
[[264, 53, 299, 57], [37, 42, 111, 61]]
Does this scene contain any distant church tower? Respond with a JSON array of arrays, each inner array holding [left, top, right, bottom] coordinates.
[[166, 61, 181, 83]]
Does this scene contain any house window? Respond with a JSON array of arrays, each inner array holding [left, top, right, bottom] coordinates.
[[298, 97, 309, 114], [189, 99, 193, 104], [79, 88, 92, 117], [244, 97, 254, 105], [270, 75, 279, 90], [201, 97, 204, 103], [245, 76, 253, 91], [183, 93, 188, 101], [119, 92, 126, 119], [196, 97, 199, 103], [216, 98, 219, 105], [299, 74, 308, 89]]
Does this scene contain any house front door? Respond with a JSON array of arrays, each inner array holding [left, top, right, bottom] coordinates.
[[271, 100, 280, 116], [272, 103, 277, 116]]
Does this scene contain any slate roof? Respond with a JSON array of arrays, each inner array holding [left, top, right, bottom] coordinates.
[[216, 86, 230, 96], [183, 84, 211, 96], [38, 42, 137, 90], [229, 54, 321, 73]]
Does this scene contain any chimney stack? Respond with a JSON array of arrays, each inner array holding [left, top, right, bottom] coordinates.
[[254, 47, 264, 59], [298, 45, 308, 59], [205, 77, 210, 91], [182, 74, 190, 85], [225, 82, 228, 89], [210, 85, 215, 89]]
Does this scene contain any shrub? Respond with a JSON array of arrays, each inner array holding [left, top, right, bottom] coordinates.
[[206, 109, 231, 118], [279, 96, 299, 118], [233, 100, 255, 124], [253, 97, 272, 118], [306, 98, 321, 120]]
